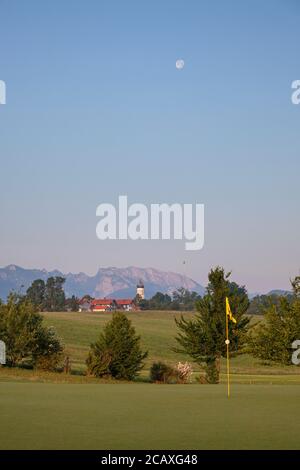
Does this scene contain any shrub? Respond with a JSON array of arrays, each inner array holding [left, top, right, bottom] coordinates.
[[0, 294, 63, 370], [34, 352, 62, 371], [176, 361, 193, 383], [32, 326, 64, 371], [150, 361, 177, 383], [86, 312, 148, 380], [248, 296, 300, 365]]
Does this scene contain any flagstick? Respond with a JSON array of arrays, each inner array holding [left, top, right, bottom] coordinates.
[[225, 312, 230, 398]]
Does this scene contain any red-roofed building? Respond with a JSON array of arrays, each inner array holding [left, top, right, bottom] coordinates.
[[78, 296, 94, 312], [115, 299, 135, 311], [90, 299, 116, 312], [78, 295, 140, 313]]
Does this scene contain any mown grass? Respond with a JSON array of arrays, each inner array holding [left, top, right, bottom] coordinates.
[[1, 382, 300, 449]]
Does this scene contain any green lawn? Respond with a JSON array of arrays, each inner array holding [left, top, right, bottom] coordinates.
[[1, 382, 300, 449]]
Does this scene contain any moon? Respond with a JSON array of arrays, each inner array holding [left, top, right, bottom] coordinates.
[[176, 59, 184, 70]]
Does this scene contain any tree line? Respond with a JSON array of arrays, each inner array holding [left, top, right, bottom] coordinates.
[[25, 278, 202, 312], [26, 276, 78, 311], [136, 288, 201, 311], [23, 275, 288, 315]]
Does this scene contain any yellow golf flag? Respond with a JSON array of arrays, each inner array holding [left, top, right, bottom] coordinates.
[[226, 297, 237, 324]]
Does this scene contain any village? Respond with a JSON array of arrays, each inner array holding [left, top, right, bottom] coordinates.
[[78, 281, 145, 312]]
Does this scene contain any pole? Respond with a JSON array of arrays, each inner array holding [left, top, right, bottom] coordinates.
[[225, 311, 230, 398]]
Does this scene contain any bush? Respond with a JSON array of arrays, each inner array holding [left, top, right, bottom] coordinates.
[[0, 294, 64, 370], [248, 296, 300, 365], [32, 326, 64, 371], [176, 362, 193, 383], [150, 362, 178, 383], [34, 352, 62, 371], [86, 312, 148, 380]]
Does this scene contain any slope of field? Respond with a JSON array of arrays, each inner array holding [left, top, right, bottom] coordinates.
[[42, 310, 194, 372], [40, 310, 300, 379], [1, 382, 300, 449]]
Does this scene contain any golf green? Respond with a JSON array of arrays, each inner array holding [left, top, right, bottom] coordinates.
[[1, 382, 300, 449]]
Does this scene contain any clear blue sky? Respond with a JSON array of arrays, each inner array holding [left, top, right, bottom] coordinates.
[[0, 0, 299, 292]]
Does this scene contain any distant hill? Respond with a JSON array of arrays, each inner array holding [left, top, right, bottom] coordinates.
[[0, 265, 205, 301], [248, 289, 292, 299], [267, 289, 292, 297]]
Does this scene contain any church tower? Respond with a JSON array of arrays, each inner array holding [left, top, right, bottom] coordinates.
[[136, 280, 145, 300]]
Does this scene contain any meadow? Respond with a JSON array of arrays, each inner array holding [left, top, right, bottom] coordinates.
[[1, 310, 299, 383], [41, 310, 299, 381]]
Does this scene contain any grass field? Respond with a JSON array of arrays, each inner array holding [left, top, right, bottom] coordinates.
[[1, 382, 300, 449], [38, 310, 300, 380], [42, 310, 190, 372]]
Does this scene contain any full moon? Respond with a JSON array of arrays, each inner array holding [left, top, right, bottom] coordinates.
[[175, 59, 184, 70]]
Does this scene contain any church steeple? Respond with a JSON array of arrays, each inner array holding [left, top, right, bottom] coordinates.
[[136, 280, 145, 300]]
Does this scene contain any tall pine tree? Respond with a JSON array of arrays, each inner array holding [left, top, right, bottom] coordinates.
[[175, 267, 250, 383], [86, 312, 148, 380]]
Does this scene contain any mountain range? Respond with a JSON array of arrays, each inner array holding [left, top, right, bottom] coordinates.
[[0, 265, 205, 301]]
